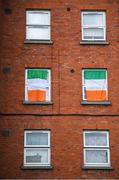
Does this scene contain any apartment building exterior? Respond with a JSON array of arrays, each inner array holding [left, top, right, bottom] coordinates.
[[0, 0, 119, 179]]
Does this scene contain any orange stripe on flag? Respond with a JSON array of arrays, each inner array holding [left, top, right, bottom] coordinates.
[[28, 90, 46, 102], [86, 90, 107, 101]]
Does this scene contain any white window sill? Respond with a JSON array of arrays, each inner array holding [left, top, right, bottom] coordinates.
[[82, 165, 113, 170], [23, 101, 53, 105], [24, 40, 53, 44], [22, 165, 53, 170], [81, 101, 111, 105], [80, 41, 109, 45]]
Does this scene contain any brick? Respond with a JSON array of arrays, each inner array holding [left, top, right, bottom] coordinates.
[[0, 0, 119, 179]]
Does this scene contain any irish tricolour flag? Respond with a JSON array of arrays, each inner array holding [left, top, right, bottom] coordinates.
[[26, 69, 50, 102], [83, 69, 108, 101]]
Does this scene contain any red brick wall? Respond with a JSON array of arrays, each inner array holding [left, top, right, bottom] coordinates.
[[1, 116, 119, 179], [0, 0, 119, 179], [0, 0, 3, 66], [1, 0, 119, 115]]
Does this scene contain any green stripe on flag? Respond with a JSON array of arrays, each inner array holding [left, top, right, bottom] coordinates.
[[27, 69, 48, 80], [84, 70, 106, 80]]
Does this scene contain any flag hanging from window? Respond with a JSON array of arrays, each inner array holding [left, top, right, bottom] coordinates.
[[83, 70, 108, 101], [26, 69, 50, 102]]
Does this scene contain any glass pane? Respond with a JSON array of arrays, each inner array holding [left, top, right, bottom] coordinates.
[[27, 11, 50, 25], [26, 132, 48, 146], [83, 13, 104, 26], [27, 69, 49, 80], [84, 80, 107, 90], [85, 132, 108, 146], [26, 26, 50, 40], [84, 70, 106, 80], [84, 70, 107, 90], [27, 82, 49, 102], [27, 79, 49, 90], [26, 69, 50, 102], [85, 149, 108, 164], [83, 28, 104, 40], [26, 148, 49, 164]]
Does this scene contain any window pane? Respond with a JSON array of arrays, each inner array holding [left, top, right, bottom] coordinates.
[[85, 132, 108, 147], [83, 28, 104, 40], [83, 69, 108, 101], [26, 26, 50, 40], [83, 13, 104, 26], [27, 11, 50, 25], [84, 70, 106, 80], [26, 132, 48, 146], [25, 69, 50, 102], [85, 149, 108, 164], [25, 148, 49, 164], [84, 80, 107, 90]]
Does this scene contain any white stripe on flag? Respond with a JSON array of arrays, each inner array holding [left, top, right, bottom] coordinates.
[[27, 79, 49, 90], [84, 79, 107, 90]]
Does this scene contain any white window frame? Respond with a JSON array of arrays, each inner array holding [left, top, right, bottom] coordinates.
[[26, 10, 51, 40], [82, 69, 108, 101], [24, 130, 51, 166], [83, 131, 110, 167], [81, 11, 106, 41], [25, 69, 51, 102]]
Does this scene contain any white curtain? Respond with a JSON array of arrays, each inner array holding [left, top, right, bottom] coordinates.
[[26, 148, 48, 163], [27, 11, 50, 25], [83, 14, 104, 26], [26, 132, 48, 146], [85, 149, 108, 163], [26, 26, 50, 40], [85, 132, 107, 146], [83, 28, 104, 38]]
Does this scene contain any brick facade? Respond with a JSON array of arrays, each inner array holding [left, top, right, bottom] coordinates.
[[0, 0, 119, 179]]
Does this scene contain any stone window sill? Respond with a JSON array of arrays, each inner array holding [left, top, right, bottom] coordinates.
[[24, 40, 53, 45], [21, 165, 53, 170], [81, 101, 111, 105], [23, 101, 53, 105], [80, 41, 109, 45], [82, 165, 113, 170]]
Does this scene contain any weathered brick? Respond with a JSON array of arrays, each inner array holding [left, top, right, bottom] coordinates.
[[0, 0, 119, 179]]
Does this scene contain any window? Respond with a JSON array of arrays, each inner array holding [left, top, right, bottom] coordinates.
[[25, 69, 51, 103], [83, 131, 110, 167], [26, 10, 51, 40], [81, 11, 106, 41], [82, 69, 108, 102], [24, 130, 50, 166]]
